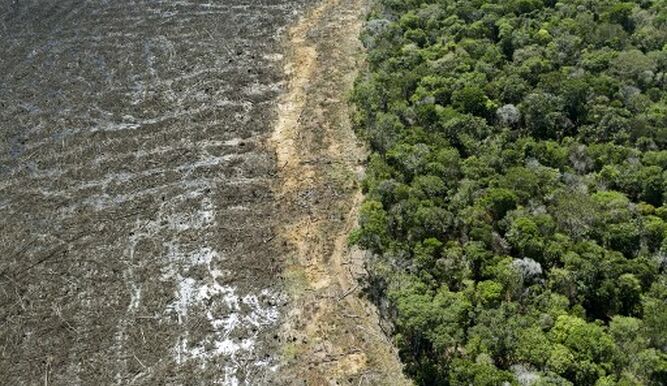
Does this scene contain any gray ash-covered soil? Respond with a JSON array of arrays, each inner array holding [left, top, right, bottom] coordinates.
[[0, 0, 314, 384]]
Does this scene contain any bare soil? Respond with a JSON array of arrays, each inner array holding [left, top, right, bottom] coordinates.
[[271, 0, 409, 384]]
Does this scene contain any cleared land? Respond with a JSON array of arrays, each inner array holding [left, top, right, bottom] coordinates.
[[0, 0, 407, 384], [1, 0, 310, 383]]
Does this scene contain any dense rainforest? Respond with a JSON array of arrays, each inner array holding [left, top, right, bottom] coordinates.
[[350, 0, 667, 384]]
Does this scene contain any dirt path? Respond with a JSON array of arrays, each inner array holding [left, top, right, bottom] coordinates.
[[271, 0, 411, 384]]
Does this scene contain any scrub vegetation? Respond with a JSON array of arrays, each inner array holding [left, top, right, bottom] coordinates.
[[351, 0, 667, 384]]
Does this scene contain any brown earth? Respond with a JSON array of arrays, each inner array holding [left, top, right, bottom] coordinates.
[[271, 0, 410, 384]]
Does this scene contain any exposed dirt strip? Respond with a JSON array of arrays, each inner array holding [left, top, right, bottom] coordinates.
[[271, 0, 411, 384]]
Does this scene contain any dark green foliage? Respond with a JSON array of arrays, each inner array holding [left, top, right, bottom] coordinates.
[[353, 0, 667, 384]]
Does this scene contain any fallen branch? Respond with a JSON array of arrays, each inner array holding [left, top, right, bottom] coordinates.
[[337, 284, 358, 302]]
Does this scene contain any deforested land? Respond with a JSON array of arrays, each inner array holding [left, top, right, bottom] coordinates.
[[0, 0, 409, 384]]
